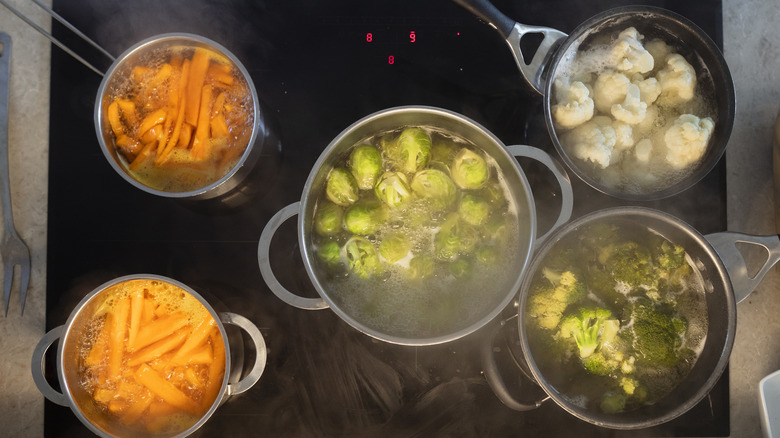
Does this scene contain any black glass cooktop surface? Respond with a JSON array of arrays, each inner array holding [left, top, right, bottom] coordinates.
[[45, 0, 727, 436]]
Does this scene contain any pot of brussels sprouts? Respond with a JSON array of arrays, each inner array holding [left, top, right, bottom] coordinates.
[[453, 0, 734, 200], [257, 106, 574, 346], [482, 206, 780, 429]]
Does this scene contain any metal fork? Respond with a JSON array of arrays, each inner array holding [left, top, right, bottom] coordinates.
[[0, 32, 31, 316]]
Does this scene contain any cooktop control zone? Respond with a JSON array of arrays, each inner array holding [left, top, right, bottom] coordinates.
[[45, 0, 727, 436]]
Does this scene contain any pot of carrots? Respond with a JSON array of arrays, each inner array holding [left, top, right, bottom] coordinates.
[[94, 33, 275, 199], [31, 274, 267, 437]]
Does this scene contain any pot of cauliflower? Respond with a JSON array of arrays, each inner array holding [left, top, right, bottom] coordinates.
[[545, 7, 734, 200]]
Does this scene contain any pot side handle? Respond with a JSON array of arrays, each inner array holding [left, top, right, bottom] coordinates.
[[704, 232, 780, 304], [506, 145, 573, 247], [481, 317, 550, 411], [220, 312, 267, 396], [30, 325, 69, 407], [257, 202, 329, 310]]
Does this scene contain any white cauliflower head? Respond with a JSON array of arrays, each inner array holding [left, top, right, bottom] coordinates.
[[612, 83, 648, 125], [552, 79, 595, 129], [664, 114, 714, 168], [563, 116, 617, 169], [644, 39, 671, 71], [613, 121, 634, 151], [631, 73, 661, 104], [593, 71, 630, 114], [657, 54, 696, 106], [609, 27, 654, 74]]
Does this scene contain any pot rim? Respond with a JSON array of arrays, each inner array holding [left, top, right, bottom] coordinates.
[[55, 273, 231, 438], [94, 32, 262, 199], [516, 206, 737, 429], [542, 5, 735, 201], [297, 105, 538, 346]]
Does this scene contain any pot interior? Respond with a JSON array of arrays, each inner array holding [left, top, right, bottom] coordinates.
[[59, 276, 229, 437], [518, 207, 735, 429], [300, 106, 536, 344], [543, 7, 734, 200]]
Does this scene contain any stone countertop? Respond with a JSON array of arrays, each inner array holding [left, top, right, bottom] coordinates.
[[0, 0, 778, 436]]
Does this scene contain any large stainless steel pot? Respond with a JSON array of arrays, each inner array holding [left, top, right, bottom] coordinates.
[[95, 33, 279, 200], [453, 1, 735, 201], [482, 207, 780, 429], [257, 105, 574, 346], [31, 274, 268, 438]]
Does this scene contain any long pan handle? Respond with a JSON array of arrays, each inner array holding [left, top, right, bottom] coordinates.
[[451, 0, 516, 39]]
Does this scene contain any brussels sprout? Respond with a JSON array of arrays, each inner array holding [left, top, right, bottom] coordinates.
[[386, 127, 432, 173], [317, 240, 342, 267], [410, 168, 456, 209], [344, 236, 382, 279], [409, 254, 436, 279], [434, 213, 461, 261], [314, 201, 344, 236], [379, 234, 411, 263], [480, 182, 507, 208], [451, 148, 489, 190], [374, 171, 413, 208], [326, 168, 359, 207], [449, 257, 474, 279], [348, 144, 383, 190], [484, 215, 509, 242], [344, 199, 386, 235], [475, 245, 500, 265], [458, 194, 490, 226], [458, 223, 480, 254]]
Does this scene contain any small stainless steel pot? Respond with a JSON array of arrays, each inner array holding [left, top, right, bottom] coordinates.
[[257, 105, 574, 346], [95, 33, 277, 200], [453, 1, 735, 201], [482, 207, 780, 429], [31, 274, 267, 438]]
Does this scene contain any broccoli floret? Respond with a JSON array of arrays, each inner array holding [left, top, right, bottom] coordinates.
[[629, 300, 685, 366], [582, 351, 621, 376], [654, 240, 686, 270], [600, 391, 627, 414], [559, 307, 617, 358], [601, 241, 658, 290], [526, 269, 585, 330]]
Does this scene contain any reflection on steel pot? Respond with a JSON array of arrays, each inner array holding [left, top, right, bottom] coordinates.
[[95, 33, 278, 200], [453, 0, 735, 201], [258, 106, 574, 346], [31, 274, 267, 438], [482, 207, 780, 429]]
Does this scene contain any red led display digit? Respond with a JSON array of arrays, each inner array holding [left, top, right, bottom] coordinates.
[[366, 32, 373, 42], [409, 31, 416, 43], [388, 55, 394, 65]]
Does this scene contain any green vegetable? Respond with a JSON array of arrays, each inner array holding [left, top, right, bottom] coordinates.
[[314, 201, 343, 236], [317, 240, 342, 267], [451, 148, 489, 190], [558, 307, 618, 358], [410, 168, 456, 209], [434, 213, 462, 261], [475, 245, 499, 265], [458, 194, 490, 226], [379, 234, 411, 263], [348, 144, 383, 190], [344, 237, 382, 279], [449, 257, 474, 279], [386, 127, 432, 173], [600, 391, 627, 414], [525, 269, 585, 330], [628, 300, 686, 367], [374, 171, 413, 208], [343, 199, 386, 235], [326, 168, 359, 207], [408, 254, 436, 279]]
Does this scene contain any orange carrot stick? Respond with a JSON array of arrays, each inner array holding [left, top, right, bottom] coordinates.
[[134, 364, 200, 415], [131, 312, 189, 352], [131, 66, 150, 83], [185, 48, 210, 126], [108, 297, 130, 380], [157, 60, 191, 164], [178, 123, 193, 149], [172, 318, 215, 363], [107, 101, 125, 136], [128, 289, 146, 350], [85, 318, 110, 367], [128, 330, 189, 367], [119, 388, 153, 425], [141, 124, 162, 144], [138, 109, 167, 137], [190, 84, 212, 160], [115, 135, 142, 156], [129, 140, 157, 171], [116, 99, 138, 127]]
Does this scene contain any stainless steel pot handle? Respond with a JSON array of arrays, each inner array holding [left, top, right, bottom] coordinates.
[[30, 325, 69, 406], [506, 145, 573, 247], [257, 202, 329, 310], [705, 232, 780, 304], [452, 0, 566, 94], [220, 312, 268, 396]]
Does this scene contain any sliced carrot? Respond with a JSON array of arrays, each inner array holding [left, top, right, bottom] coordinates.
[[85, 319, 110, 367], [149, 63, 173, 89], [178, 123, 193, 149], [131, 66, 150, 83], [134, 364, 200, 415], [172, 318, 215, 363], [119, 388, 153, 425], [107, 101, 125, 136], [190, 84, 213, 160], [147, 400, 180, 417], [93, 388, 114, 404], [210, 114, 229, 138], [128, 329, 189, 367], [129, 140, 157, 171], [116, 99, 138, 128], [141, 124, 162, 144], [157, 60, 191, 164], [138, 109, 167, 138], [207, 63, 233, 86], [108, 297, 130, 380], [141, 297, 156, 324], [128, 289, 146, 351], [115, 135, 142, 157], [185, 48, 210, 126], [108, 399, 129, 414], [131, 312, 189, 352]]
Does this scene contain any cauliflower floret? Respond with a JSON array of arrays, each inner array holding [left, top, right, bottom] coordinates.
[[634, 138, 654, 163], [593, 71, 630, 114], [664, 114, 714, 168], [631, 73, 661, 104], [657, 54, 696, 105], [645, 39, 671, 71], [563, 116, 617, 168], [552, 79, 595, 128], [612, 83, 648, 125], [609, 27, 654, 74], [611, 121, 634, 164], [636, 105, 661, 136]]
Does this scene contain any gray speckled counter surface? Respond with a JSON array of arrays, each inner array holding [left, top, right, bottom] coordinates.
[[0, 0, 778, 436]]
